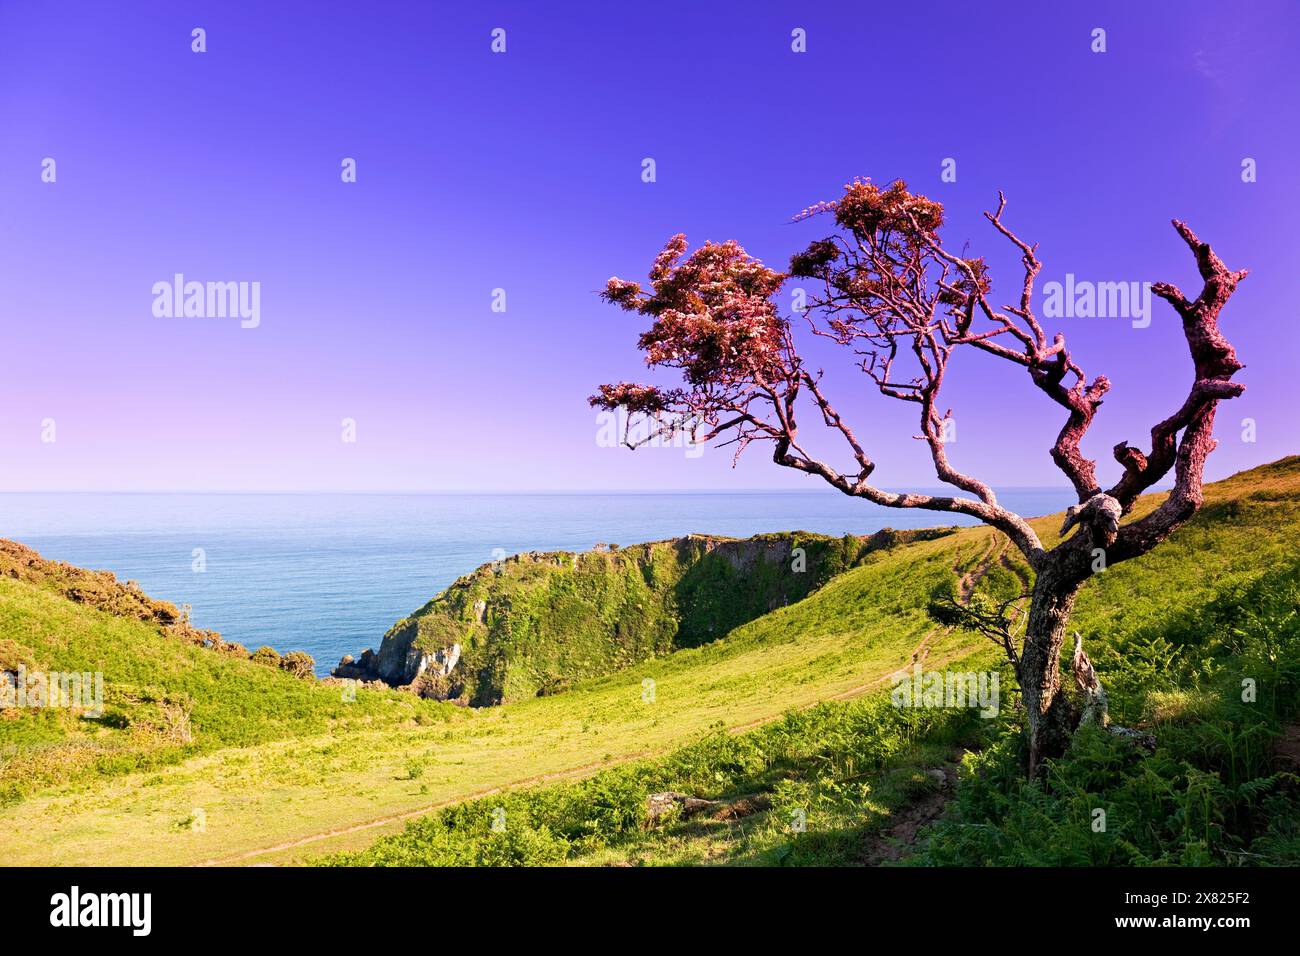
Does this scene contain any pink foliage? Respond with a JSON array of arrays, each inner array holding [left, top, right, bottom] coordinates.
[[593, 178, 1246, 575]]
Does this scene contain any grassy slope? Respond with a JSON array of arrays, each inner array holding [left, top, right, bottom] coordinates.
[[1, 458, 1296, 865], [331, 458, 1300, 867], [0, 524, 975, 864], [0, 572, 454, 803]]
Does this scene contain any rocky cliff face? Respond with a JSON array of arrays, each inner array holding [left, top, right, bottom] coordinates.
[[335, 529, 949, 705]]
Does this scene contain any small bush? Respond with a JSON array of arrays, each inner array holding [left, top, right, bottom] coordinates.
[[278, 651, 316, 680], [249, 646, 281, 668]]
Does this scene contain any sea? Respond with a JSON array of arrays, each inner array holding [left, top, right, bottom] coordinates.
[[0, 490, 1072, 675]]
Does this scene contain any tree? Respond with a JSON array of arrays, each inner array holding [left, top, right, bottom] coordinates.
[[591, 178, 1246, 775], [278, 650, 317, 680]]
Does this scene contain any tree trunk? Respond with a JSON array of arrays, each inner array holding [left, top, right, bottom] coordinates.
[[1020, 568, 1084, 776]]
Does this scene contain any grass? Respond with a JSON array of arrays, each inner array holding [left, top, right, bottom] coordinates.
[[0, 456, 1297, 866], [325, 692, 987, 867], [322, 459, 1300, 868], [0, 576, 458, 805], [0, 526, 965, 865], [916, 555, 1300, 866]]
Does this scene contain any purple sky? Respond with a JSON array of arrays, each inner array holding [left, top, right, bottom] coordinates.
[[1, 0, 1296, 493]]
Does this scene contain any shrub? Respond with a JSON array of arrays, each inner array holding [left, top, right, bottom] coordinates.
[[249, 646, 281, 668], [278, 651, 316, 680]]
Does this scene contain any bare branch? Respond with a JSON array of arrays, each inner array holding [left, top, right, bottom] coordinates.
[[1107, 220, 1247, 511]]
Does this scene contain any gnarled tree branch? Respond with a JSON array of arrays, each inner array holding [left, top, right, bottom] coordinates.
[[1106, 220, 1247, 515]]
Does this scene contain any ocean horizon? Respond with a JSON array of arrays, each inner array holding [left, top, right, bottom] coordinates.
[[0, 489, 1074, 674]]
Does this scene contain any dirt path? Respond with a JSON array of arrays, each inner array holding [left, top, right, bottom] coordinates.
[[854, 536, 1017, 864], [859, 759, 962, 865], [958, 536, 1005, 603]]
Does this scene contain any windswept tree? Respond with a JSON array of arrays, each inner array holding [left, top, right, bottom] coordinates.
[[592, 179, 1246, 774]]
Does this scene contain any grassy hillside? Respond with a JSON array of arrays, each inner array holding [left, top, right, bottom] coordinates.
[[0, 540, 452, 805], [329, 552, 1300, 867], [0, 458, 1296, 866], [0, 526, 968, 865], [326, 457, 1300, 867]]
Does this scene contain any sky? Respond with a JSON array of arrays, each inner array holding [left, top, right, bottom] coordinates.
[[0, 0, 1296, 493]]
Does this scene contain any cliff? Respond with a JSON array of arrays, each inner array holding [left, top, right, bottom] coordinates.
[[336, 528, 950, 704]]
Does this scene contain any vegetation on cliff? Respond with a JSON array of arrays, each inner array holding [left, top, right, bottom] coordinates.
[[349, 529, 949, 704]]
